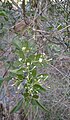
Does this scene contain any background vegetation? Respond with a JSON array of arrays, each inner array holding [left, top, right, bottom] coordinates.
[[0, 0, 70, 120]]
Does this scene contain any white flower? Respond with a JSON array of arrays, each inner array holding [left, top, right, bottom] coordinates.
[[39, 58, 43, 63], [19, 58, 22, 61], [34, 66, 36, 68], [47, 86, 50, 89], [32, 66, 36, 70], [42, 53, 45, 56], [40, 75, 43, 78], [27, 50, 29, 52], [31, 47, 32, 50], [47, 58, 52, 61], [25, 0, 29, 5], [26, 76, 29, 79], [18, 84, 23, 90], [33, 34, 35, 39], [23, 70, 25, 73], [22, 47, 26, 51], [11, 83, 15, 86], [35, 53, 37, 55], [27, 62, 30, 66], [43, 38, 46, 42]]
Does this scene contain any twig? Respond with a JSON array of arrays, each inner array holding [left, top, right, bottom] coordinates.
[[59, 25, 70, 32], [10, 0, 20, 9]]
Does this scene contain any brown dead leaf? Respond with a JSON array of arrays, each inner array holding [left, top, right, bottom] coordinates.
[[0, 61, 4, 68], [10, 19, 30, 34]]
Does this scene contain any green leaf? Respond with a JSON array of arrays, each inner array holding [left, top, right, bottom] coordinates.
[[33, 84, 46, 92], [28, 54, 35, 61], [35, 54, 41, 60], [40, 16, 47, 21], [0, 76, 4, 86], [57, 24, 62, 30], [35, 100, 48, 112], [16, 50, 25, 59], [9, 69, 18, 74], [9, 68, 25, 75], [10, 99, 23, 113], [12, 39, 22, 50], [31, 98, 38, 105], [24, 92, 29, 98], [33, 94, 39, 99], [0, 11, 7, 16], [32, 68, 37, 77], [5, 76, 13, 82], [24, 41, 29, 49], [17, 75, 23, 80], [4, 16, 8, 21], [48, 26, 53, 30]]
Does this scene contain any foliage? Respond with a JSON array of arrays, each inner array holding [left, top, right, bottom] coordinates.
[[0, 0, 70, 119], [9, 39, 48, 113], [0, 76, 4, 87]]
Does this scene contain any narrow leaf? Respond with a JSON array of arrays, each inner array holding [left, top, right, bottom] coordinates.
[[0, 11, 7, 16], [0, 76, 4, 86], [57, 24, 62, 30], [33, 94, 39, 99], [35, 100, 48, 112], [10, 99, 23, 113], [33, 84, 46, 92], [32, 68, 37, 77], [9, 68, 24, 75], [12, 40, 22, 50]]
